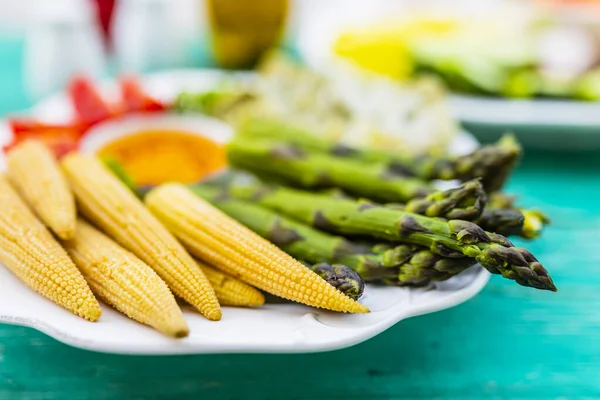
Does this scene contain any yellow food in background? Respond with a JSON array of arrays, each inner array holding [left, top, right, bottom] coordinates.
[[333, 16, 460, 79], [334, 29, 414, 80], [197, 261, 265, 307], [63, 219, 189, 338], [0, 175, 101, 321], [145, 183, 369, 314], [61, 153, 222, 321], [98, 130, 227, 186], [7, 140, 76, 240]]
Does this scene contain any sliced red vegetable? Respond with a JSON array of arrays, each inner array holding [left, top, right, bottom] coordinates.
[[120, 76, 167, 112], [68, 75, 116, 125], [4, 74, 168, 159], [9, 118, 89, 138], [4, 129, 79, 158]]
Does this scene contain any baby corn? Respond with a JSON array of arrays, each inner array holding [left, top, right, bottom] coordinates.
[[7, 140, 76, 239], [0, 175, 101, 321], [61, 153, 221, 321], [146, 184, 369, 313], [198, 261, 265, 307], [63, 219, 189, 338]]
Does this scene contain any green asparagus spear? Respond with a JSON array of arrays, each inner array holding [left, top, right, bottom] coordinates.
[[476, 207, 525, 238], [380, 246, 477, 286], [321, 177, 537, 238], [386, 179, 486, 221], [236, 117, 521, 191], [262, 261, 365, 302], [191, 185, 476, 287], [452, 135, 521, 192], [227, 138, 434, 203], [209, 184, 555, 291], [477, 193, 549, 239], [206, 170, 486, 221], [308, 262, 365, 300], [494, 193, 550, 239], [521, 209, 550, 240]]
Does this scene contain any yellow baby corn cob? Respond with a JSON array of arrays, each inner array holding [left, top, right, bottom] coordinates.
[[61, 153, 221, 321], [7, 140, 76, 239], [145, 184, 369, 313], [0, 175, 101, 321], [63, 219, 189, 338], [197, 260, 265, 307]]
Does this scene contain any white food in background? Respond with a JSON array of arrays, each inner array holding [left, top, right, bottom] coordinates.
[[538, 26, 599, 79], [253, 55, 457, 153]]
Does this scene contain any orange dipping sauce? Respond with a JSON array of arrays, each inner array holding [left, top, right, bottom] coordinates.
[[98, 130, 227, 186]]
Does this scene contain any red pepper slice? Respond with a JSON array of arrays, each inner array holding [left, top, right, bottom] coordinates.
[[9, 118, 88, 138], [6, 118, 82, 158], [68, 76, 115, 125], [5, 74, 167, 158], [4, 129, 79, 159], [120, 76, 167, 113]]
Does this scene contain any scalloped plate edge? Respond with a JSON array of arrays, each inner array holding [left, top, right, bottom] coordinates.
[[0, 270, 489, 354]]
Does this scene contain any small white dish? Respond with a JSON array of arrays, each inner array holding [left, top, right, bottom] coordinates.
[[79, 113, 234, 152], [0, 70, 489, 354]]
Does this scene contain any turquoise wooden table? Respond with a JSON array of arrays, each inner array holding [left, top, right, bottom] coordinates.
[[1, 36, 599, 399]]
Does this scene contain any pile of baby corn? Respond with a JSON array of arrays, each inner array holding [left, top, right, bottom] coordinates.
[[0, 140, 368, 338]]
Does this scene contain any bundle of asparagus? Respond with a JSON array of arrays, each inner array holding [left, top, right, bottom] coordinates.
[[191, 185, 477, 287], [201, 171, 537, 239], [192, 178, 555, 291], [227, 138, 435, 203], [227, 137, 520, 206]]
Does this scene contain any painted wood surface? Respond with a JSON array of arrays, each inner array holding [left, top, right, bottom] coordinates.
[[0, 37, 599, 399]]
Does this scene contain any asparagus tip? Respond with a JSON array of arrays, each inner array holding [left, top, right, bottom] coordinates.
[[521, 209, 550, 239], [310, 262, 366, 300]]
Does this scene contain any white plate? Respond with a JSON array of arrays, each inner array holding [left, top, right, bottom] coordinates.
[[0, 70, 489, 354]]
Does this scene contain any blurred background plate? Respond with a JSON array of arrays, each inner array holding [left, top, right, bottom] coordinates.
[[450, 95, 600, 150], [295, 0, 600, 151]]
